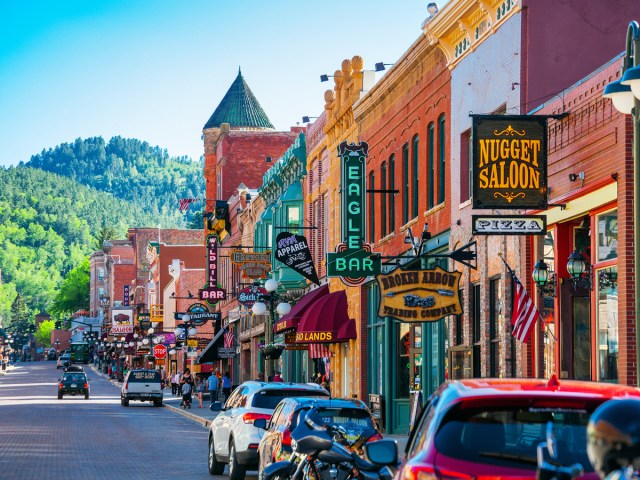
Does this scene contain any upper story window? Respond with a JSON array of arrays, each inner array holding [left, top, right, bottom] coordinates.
[[369, 171, 376, 243], [438, 115, 446, 204], [287, 206, 301, 228], [389, 155, 396, 234], [98, 268, 105, 280], [460, 129, 471, 203], [402, 143, 409, 225], [427, 123, 435, 209], [412, 135, 420, 218], [381, 162, 387, 237]]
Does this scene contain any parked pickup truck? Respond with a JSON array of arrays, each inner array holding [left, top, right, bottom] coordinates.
[[121, 369, 163, 407]]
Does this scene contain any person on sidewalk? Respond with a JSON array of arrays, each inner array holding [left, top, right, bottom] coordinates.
[[173, 371, 181, 396], [221, 371, 232, 400], [180, 369, 194, 409], [273, 371, 283, 382], [181, 380, 193, 409], [195, 376, 205, 408], [207, 372, 220, 404]]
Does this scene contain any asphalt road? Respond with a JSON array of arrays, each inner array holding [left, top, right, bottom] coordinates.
[[0, 361, 254, 480]]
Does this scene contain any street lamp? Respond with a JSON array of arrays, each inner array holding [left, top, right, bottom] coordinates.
[[251, 278, 291, 379], [603, 20, 640, 384], [174, 314, 198, 372]]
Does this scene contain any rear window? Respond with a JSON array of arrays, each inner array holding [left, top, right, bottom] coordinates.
[[292, 407, 375, 430], [435, 402, 595, 472], [127, 371, 161, 383], [63, 374, 86, 382], [251, 389, 329, 409]]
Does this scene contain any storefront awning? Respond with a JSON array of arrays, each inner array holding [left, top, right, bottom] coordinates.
[[274, 284, 329, 334], [196, 328, 226, 364], [295, 290, 356, 344]]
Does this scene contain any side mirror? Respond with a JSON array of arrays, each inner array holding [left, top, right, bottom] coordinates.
[[254, 418, 267, 429], [364, 439, 398, 466], [210, 401, 223, 412]]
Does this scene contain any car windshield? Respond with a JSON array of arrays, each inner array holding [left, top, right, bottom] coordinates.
[[127, 371, 161, 382], [251, 389, 329, 409], [63, 374, 86, 382], [435, 403, 593, 472]]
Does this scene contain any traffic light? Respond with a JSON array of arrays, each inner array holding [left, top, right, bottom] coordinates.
[[55, 321, 62, 329], [28, 324, 36, 333]]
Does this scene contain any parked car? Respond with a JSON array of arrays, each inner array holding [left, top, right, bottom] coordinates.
[[121, 369, 163, 407], [256, 397, 383, 475], [396, 376, 640, 480], [58, 371, 90, 399], [56, 353, 70, 369], [207, 381, 330, 479]]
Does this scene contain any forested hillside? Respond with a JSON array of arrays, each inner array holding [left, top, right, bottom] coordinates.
[[0, 136, 205, 326]]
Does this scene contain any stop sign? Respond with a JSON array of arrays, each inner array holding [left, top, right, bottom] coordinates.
[[153, 344, 167, 359]]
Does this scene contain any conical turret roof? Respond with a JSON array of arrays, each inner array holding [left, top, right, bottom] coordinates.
[[204, 68, 275, 130]]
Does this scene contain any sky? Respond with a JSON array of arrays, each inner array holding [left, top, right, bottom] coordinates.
[[0, 0, 444, 167]]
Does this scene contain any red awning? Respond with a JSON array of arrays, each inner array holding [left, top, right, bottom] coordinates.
[[273, 284, 330, 334], [295, 290, 356, 344]]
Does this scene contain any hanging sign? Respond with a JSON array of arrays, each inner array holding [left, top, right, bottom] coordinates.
[[275, 232, 320, 285], [111, 309, 134, 334], [376, 266, 463, 323], [231, 251, 271, 279], [123, 285, 130, 307], [472, 115, 548, 210], [200, 234, 227, 304], [472, 215, 547, 235], [326, 141, 381, 286], [237, 285, 268, 307]]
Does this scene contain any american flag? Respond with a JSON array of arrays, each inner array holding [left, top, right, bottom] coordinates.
[[223, 329, 234, 349], [499, 253, 541, 343], [309, 343, 331, 359], [178, 198, 198, 212]]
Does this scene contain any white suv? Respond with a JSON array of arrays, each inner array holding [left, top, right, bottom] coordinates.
[[207, 381, 329, 479], [121, 369, 163, 407]]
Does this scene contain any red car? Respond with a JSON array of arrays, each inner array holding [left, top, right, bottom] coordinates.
[[396, 377, 640, 480]]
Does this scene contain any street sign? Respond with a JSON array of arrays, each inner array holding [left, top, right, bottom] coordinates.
[[153, 344, 167, 359]]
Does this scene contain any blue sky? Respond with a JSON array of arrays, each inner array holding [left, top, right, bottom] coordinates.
[[0, 1, 442, 166]]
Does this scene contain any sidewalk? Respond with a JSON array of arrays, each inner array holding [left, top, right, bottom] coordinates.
[[88, 365, 409, 451]]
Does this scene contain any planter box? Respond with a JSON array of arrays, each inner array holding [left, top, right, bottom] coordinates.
[[261, 346, 284, 360]]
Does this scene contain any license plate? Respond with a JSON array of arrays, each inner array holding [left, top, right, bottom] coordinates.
[[70, 384, 77, 387], [141, 393, 149, 396]]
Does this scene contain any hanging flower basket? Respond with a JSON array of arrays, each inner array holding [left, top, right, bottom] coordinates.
[[261, 344, 285, 360]]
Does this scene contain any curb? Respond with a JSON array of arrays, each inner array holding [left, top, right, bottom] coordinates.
[[163, 403, 212, 427]]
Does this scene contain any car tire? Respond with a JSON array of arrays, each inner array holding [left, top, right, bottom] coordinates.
[[153, 400, 162, 407], [228, 439, 246, 480], [58, 393, 63, 400], [122, 397, 129, 407], [85, 393, 89, 400], [208, 437, 224, 475]]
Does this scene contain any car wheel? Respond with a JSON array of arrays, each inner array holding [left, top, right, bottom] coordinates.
[[58, 393, 63, 400], [207, 436, 224, 475], [153, 400, 162, 407], [228, 439, 246, 480], [85, 392, 89, 400], [122, 398, 129, 407]]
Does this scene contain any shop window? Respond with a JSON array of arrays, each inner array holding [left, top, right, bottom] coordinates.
[[412, 135, 419, 218], [381, 162, 387, 237], [455, 290, 463, 345], [489, 278, 501, 377], [596, 265, 618, 383], [471, 284, 481, 377], [597, 209, 618, 261], [397, 322, 411, 398], [427, 123, 435, 209], [389, 155, 396, 233], [438, 115, 446, 204]]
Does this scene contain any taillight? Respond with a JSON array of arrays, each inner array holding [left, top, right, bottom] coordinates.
[[124, 382, 128, 390], [401, 464, 473, 480], [242, 412, 271, 424], [84, 383, 88, 389], [367, 432, 384, 443], [281, 429, 292, 446], [59, 383, 63, 388]]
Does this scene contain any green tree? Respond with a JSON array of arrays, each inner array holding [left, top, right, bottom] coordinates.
[[94, 225, 121, 250], [50, 259, 90, 317], [35, 319, 54, 347], [8, 293, 31, 336]]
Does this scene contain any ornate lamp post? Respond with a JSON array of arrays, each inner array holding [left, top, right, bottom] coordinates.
[[174, 315, 198, 372], [251, 278, 291, 380], [603, 20, 640, 384]]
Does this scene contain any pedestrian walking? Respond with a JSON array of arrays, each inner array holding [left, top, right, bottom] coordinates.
[[180, 369, 194, 408], [181, 380, 193, 409], [256, 372, 264, 381], [207, 372, 220, 403], [172, 371, 181, 396], [222, 371, 232, 400], [273, 370, 283, 382], [195, 376, 205, 408]]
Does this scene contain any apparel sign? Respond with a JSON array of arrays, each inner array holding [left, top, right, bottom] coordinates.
[[275, 232, 320, 285], [326, 141, 381, 286], [231, 251, 271, 279], [111, 308, 134, 334], [237, 285, 268, 308], [376, 266, 463, 323], [472, 115, 548, 209], [199, 234, 227, 304]]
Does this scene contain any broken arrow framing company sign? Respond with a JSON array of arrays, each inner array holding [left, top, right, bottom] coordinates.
[[472, 115, 547, 210], [376, 267, 462, 323], [326, 141, 381, 286], [472, 215, 546, 235], [275, 232, 320, 285], [199, 234, 227, 305]]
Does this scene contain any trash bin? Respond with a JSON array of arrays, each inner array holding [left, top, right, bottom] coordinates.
[[369, 393, 384, 433]]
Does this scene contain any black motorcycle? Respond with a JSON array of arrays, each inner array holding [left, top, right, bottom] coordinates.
[[260, 408, 397, 480], [536, 422, 584, 480]]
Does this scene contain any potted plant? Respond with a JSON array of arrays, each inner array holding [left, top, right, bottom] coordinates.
[[260, 343, 285, 360]]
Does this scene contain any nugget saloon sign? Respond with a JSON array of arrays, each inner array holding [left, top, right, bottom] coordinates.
[[472, 115, 547, 210], [376, 267, 462, 323]]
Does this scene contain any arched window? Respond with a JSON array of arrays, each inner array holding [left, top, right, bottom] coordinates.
[[381, 162, 387, 237], [438, 114, 446, 204], [412, 135, 419, 218], [389, 155, 396, 233], [427, 123, 435, 209], [402, 143, 409, 224], [369, 171, 375, 243]]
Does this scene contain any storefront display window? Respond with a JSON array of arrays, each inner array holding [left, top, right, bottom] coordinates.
[[596, 266, 618, 383], [540, 230, 556, 379], [397, 322, 411, 399], [597, 210, 618, 261]]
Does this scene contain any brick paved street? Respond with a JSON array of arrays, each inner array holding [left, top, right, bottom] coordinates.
[[0, 361, 254, 480]]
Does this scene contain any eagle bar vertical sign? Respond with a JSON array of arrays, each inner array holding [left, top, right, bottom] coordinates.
[[326, 141, 381, 286], [471, 115, 548, 210], [199, 234, 227, 305]]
